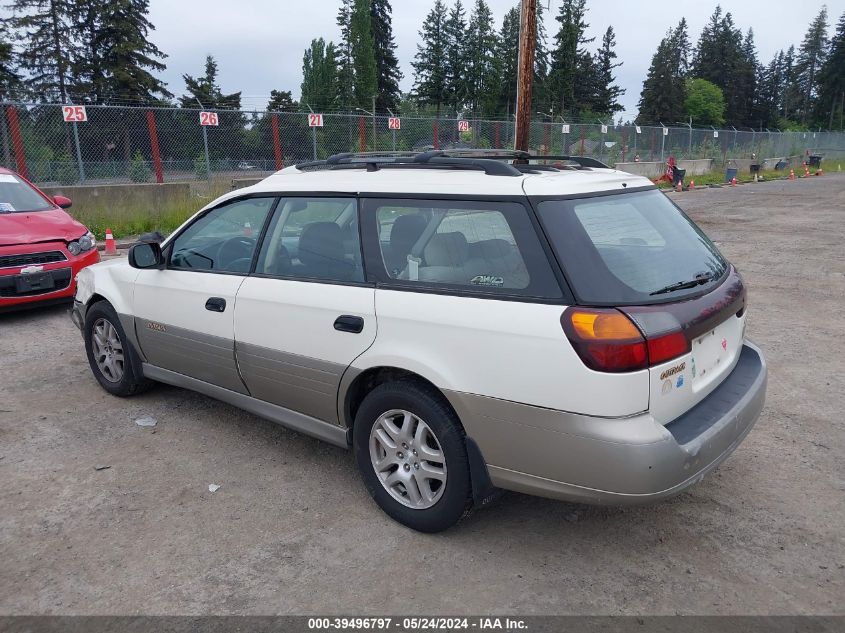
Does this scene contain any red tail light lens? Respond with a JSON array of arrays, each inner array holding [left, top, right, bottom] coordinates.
[[562, 308, 690, 373]]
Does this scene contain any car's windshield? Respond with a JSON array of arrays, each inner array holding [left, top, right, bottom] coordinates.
[[0, 174, 54, 213], [537, 189, 727, 305]]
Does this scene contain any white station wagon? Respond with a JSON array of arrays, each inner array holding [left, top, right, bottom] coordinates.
[[72, 151, 767, 532]]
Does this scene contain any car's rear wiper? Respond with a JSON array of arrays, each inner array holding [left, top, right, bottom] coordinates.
[[650, 273, 713, 296]]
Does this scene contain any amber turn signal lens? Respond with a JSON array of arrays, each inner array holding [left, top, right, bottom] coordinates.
[[569, 310, 643, 341]]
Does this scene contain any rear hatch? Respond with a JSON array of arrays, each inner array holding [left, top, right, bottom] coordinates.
[[536, 188, 746, 424]]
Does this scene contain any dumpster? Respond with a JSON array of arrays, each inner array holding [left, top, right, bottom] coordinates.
[[725, 167, 738, 182], [808, 155, 822, 168]]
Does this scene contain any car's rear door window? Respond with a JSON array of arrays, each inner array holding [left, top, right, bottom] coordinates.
[[366, 198, 561, 298], [537, 190, 727, 304]]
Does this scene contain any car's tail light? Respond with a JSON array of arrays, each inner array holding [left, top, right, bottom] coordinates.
[[562, 308, 690, 373]]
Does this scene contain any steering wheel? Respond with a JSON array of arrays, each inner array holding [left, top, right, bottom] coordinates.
[[215, 236, 255, 271]]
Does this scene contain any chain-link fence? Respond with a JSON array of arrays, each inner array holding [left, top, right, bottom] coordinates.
[[2, 102, 844, 187]]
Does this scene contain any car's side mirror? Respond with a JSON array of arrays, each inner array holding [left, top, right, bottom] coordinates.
[[53, 195, 72, 209], [128, 242, 163, 269]]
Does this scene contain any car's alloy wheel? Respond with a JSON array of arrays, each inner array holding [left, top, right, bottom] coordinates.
[[90, 317, 124, 383], [369, 409, 447, 509]]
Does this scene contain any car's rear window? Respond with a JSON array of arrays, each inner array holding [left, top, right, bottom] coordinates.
[[537, 190, 727, 304], [0, 174, 53, 213]]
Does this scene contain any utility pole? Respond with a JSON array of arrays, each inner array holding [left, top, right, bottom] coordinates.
[[513, 0, 537, 153]]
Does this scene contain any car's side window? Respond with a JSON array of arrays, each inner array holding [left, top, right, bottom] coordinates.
[[169, 197, 276, 273], [255, 197, 364, 283], [371, 199, 561, 297]]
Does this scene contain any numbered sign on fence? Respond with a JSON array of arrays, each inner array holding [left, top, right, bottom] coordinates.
[[663, 127, 669, 136], [601, 125, 608, 134], [458, 120, 470, 132], [62, 105, 87, 123], [308, 113, 324, 127], [713, 130, 719, 138], [561, 124, 570, 134], [200, 111, 219, 126], [388, 117, 401, 130], [635, 125, 641, 134]]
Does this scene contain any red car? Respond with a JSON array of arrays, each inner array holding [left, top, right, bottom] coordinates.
[[0, 167, 99, 311]]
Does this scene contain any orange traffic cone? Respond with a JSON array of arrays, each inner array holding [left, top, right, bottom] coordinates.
[[789, 169, 795, 180], [804, 165, 810, 177], [689, 180, 695, 190], [817, 168, 823, 176], [730, 177, 737, 187], [676, 181, 683, 192], [104, 228, 117, 255]]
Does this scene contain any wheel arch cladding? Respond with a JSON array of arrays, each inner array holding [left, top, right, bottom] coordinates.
[[343, 366, 498, 507]]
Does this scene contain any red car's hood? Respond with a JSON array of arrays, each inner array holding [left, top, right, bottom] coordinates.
[[0, 208, 86, 246]]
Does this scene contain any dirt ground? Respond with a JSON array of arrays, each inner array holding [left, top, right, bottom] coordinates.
[[1, 175, 843, 616]]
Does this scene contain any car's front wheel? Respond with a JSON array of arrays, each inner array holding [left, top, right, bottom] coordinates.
[[353, 381, 472, 532], [84, 301, 151, 397]]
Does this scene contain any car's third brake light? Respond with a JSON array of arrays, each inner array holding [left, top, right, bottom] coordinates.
[[561, 308, 690, 373]]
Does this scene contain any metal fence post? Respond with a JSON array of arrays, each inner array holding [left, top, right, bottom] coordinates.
[[71, 119, 86, 184], [201, 124, 211, 182], [660, 123, 666, 164], [146, 110, 164, 183], [6, 105, 27, 179], [271, 113, 283, 170]]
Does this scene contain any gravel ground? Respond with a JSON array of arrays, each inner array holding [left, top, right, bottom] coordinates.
[[0, 175, 843, 615]]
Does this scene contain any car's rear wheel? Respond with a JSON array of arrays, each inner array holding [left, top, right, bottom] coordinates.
[[353, 380, 472, 532], [84, 301, 151, 397]]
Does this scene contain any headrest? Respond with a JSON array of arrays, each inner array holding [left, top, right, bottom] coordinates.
[[424, 232, 469, 267], [299, 222, 344, 268], [390, 213, 427, 250]]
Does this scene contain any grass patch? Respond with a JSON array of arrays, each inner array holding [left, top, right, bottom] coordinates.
[[72, 183, 230, 240], [655, 167, 804, 188]]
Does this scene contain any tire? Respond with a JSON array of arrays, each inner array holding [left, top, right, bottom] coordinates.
[[353, 380, 472, 533], [84, 301, 152, 397]]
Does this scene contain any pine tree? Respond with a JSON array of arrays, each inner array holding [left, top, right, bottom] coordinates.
[[73, 0, 171, 105], [180, 55, 241, 110], [464, 0, 498, 116], [5, 0, 77, 101], [412, 0, 449, 116], [445, 0, 468, 114], [267, 90, 298, 112], [0, 27, 21, 100], [548, 0, 595, 116], [816, 11, 845, 129], [370, 0, 402, 112], [593, 26, 624, 115], [350, 0, 377, 109], [738, 28, 759, 127], [780, 45, 800, 120], [494, 7, 520, 116], [336, 0, 355, 108], [299, 39, 340, 112], [532, 2, 551, 115], [637, 20, 689, 124], [795, 7, 829, 124]]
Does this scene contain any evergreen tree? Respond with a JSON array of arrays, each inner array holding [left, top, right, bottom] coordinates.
[[637, 20, 689, 124], [180, 55, 241, 109], [548, 0, 594, 116], [738, 28, 759, 127], [350, 0, 377, 109], [445, 0, 468, 114], [72, 0, 170, 105], [753, 51, 784, 128], [780, 45, 800, 120], [299, 38, 339, 112], [464, 0, 498, 116], [412, 0, 449, 116], [0, 28, 21, 100], [267, 89, 298, 112], [336, 0, 354, 108], [593, 26, 624, 115], [370, 0, 402, 112], [532, 2, 551, 115], [816, 11, 845, 129], [5, 0, 77, 101], [494, 7, 520, 116], [795, 7, 829, 124]]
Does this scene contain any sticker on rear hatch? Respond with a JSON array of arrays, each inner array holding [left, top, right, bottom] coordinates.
[[0, 202, 15, 212], [0, 175, 19, 183]]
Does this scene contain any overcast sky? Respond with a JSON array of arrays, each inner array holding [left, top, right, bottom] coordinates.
[[80, 1, 845, 116]]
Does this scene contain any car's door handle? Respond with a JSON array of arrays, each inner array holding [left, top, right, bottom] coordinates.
[[334, 315, 364, 334], [205, 297, 226, 313]]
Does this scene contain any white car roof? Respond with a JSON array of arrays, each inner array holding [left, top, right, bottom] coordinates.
[[224, 165, 654, 201]]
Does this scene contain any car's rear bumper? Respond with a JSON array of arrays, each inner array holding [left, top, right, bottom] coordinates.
[[446, 341, 767, 504], [0, 247, 99, 311]]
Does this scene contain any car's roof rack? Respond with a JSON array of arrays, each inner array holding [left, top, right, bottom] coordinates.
[[294, 150, 608, 176]]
